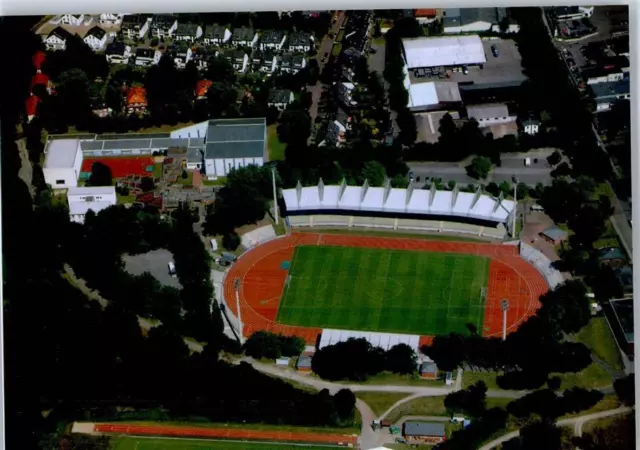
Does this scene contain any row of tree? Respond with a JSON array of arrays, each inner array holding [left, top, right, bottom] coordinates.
[[243, 331, 306, 360]]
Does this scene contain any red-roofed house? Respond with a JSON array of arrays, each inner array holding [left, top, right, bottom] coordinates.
[[415, 9, 438, 24], [31, 73, 52, 94], [126, 87, 147, 114], [32, 51, 46, 72], [195, 79, 212, 100], [25, 95, 41, 123]]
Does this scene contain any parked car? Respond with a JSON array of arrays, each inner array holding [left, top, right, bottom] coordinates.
[[409, 171, 414, 181], [491, 44, 499, 57]]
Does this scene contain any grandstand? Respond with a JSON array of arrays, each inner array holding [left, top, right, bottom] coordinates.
[[319, 329, 421, 353], [282, 179, 515, 239]]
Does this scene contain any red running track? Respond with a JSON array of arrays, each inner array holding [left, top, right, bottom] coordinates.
[[93, 423, 358, 446], [224, 233, 549, 344]]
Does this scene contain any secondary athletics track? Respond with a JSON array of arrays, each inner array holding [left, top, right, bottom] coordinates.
[[93, 423, 358, 446], [223, 233, 549, 346]]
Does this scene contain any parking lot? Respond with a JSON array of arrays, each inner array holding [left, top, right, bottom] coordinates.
[[123, 248, 182, 289]]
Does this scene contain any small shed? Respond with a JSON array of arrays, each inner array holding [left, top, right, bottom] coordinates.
[[403, 421, 446, 445], [296, 355, 312, 372], [275, 357, 290, 366], [419, 361, 439, 380], [539, 226, 569, 245], [598, 247, 627, 268]]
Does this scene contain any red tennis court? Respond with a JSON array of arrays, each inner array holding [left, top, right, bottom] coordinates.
[[82, 157, 154, 178]]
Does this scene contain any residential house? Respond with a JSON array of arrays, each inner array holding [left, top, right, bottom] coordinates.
[[126, 87, 148, 114], [597, 247, 627, 268], [414, 9, 438, 25], [319, 109, 349, 147], [296, 355, 312, 372], [260, 30, 287, 51], [403, 422, 446, 445], [338, 82, 357, 107], [53, 14, 86, 27], [279, 52, 306, 74], [466, 103, 517, 126], [232, 27, 258, 47], [150, 14, 178, 39], [195, 80, 212, 100], [267, 89, 294, 111], [170, 43, 193, 69], [203, 24, 231, 46], [135, 48, 161, 67], [67, 186, 117, 224], [258, 50, 278, 74], [193, 48, 216, 71], [105, 41, 132, 64], [43, 27, 74, 51], [340, 48, 362, 81], [203, 118, 267, 180], [522, 118, 541, 135], [25, 95, 40, 123], [229, 50, 249, 73], [174, 23, 203, 42], [419, 361, 439, 380], [540, 226, 569, 245], [83, 26, 108, 51], [288, 31, 313, 53], [251, 49, 264, 68], [590, 78, 630, 112], [99, 13, 124, 26], [443, 8, 517, 34], [91, 100, 111, 118], [121, 14, 151, 40]]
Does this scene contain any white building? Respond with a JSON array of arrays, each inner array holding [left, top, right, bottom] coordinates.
[[406, 79, 463, 112], [43, 139, 83, 189], [105, 42, 132, 64], [83, 26, 108, 51], [231, 27, 258, 47], [442, 8, 519, 34], [43, 27, 74, 51], [99, 13, 124, 26], [319, 329, 421, 353], [67, 186, 117, 224], [203, 25, 232, 46], [522, 118, 541, 135], [121, 15, 151, 40], [466, 103, 517, 126], [402, 35, 487, 70], [51, 14, 85, 27], [260, 30, 287, 51]]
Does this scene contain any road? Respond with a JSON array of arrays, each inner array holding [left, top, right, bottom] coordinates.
[[408, 150, 556, 187], [478, 406, 633, 450]]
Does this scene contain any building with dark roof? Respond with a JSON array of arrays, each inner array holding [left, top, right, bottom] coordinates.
[[43, 26, 74, 51], [420, 361, 439, 379], [121, 14, 151, 40], [260, 30, 287, 51], [590, 78, 630, 113], [540, 226, 569, 245], [150, 14, 178, 38], [232, 27, 257, 47], [267, 89, 294, 111], [174, 23, 203, 42], [403, 421, 446, 445], [203, 24, 231, 45], [443, 8, 516, 34]]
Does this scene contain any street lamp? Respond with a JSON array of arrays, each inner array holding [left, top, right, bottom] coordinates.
[[501, 299, 510, 341], [234, 278, 244, 345]]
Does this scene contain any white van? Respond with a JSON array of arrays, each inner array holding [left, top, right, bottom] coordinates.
[[210, 239, 218, 251], [168, 261, 177, 277], [524, 157, 532, 167], [445, 371, 454, 386]]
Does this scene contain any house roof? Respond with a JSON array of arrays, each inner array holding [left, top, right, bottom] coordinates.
[[261, 30, 285, 44], [268, 89, 293, 104], [204, 24, 227, 38], [151, 14, 176, 28], [466, 103, 510, 120], [415, 9, 437, 17], [403, 421, 446, 437], [106, 41, 126, 55], [44, 139, 80, 169], [85, 26, 106, 39], [136, 48, 155, 58], [68, 186, 116, 197], [402, 35, 486, 69], [598, 247, 626, 261], [541, 226, 568, 241], [420, 361, 438, 374], [590, 79, 630, 99], [615, 266, 633, 287], [522, 118, 541, 126], [126, 87, 147, 105], [32, 51, 46, 70], [292, 54, 305, 66], [297, 355, 312, 368], [443, 7, 505, 28], [25, 95, 40, 116], [49, 26, 74, 41], [204, 118, 267, 160], [288, 32, 312, 47], [176, 23, 200, 36], [31, 73, 50, 90], [195, 79, 212, 97], [233, 27, 254, 41], [122, 14, 148, 27]]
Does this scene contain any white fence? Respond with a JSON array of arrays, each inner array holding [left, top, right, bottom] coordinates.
[[519, 242, 565, 289]]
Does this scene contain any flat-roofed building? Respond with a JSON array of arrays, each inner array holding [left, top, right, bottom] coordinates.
[[67, 186, 117, 224], [402, 35, 486, 70], [43, 139, 83, 189]]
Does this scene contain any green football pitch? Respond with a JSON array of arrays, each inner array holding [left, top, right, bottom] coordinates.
[[277, 246, 491, 335], [111, 437, 342, 449]]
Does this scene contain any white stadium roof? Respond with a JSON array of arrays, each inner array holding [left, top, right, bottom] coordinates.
[[319, 329, 421, 352], [402, 35, 487, 69], [283, 179, 515, 223]]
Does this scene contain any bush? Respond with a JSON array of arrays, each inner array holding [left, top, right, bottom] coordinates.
[[222, 231, 241, 251]]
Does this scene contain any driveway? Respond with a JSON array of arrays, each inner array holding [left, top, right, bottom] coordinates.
[[122, 248, 181, 289]]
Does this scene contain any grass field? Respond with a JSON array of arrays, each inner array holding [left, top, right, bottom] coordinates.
[[111, 437, 345, 449], [277, 246, 490, 336]]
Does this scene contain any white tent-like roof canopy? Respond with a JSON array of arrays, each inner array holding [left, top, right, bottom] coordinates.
[[282, 179, 515, 224]]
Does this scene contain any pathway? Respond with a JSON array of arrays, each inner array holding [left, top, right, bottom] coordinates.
[[478, 406, 633, 450]]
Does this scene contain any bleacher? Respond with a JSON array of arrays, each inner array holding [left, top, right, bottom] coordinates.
[[519, 242, 565, 288]]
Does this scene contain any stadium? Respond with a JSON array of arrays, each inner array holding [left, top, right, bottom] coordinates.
[[223, 179, 559, 351]]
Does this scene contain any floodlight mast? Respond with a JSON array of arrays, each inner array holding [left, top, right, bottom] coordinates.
[[501, 299, 510, 341], [511, 177, 518, 238], [272, 166, 279, 225], [234, 278, 244, 345]]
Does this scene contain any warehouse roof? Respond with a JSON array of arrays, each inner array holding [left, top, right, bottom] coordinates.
[[44, 139, 80, 169], [204, 118, 267, 160], [541, 226, 568, 241], [67, 186, 116, 197], [590, 78, 630, 99], [319, 329, 421, 352], [407, 81, 462, 109], [466, 103, 510, 120], [404, 421, 446, 437], [402, 35, 486, 69], [443, 7, 505, 28], [283, 179, 515, 223]]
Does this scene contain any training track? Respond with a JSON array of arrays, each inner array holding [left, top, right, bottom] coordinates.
[[223, 233, 549, 346]]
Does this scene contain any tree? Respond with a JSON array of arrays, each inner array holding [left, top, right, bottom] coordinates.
[[613, 374, 635, 406], [396, 108, 418, 146], [55, 68, 93, 125], [207, 81, 239, 118], [560, 387, 603, 415], [444, 381, 488, 417], [280, 335, 305, 357], [311, 338, 386, 381], [466, 156, 492, 180], [519, 420, 564, 450], [360, 161, 387, 187], [88, 162, 113, 187], [243, 330, 283, 359], [385, 343, 417, 375], [222, 231, 241, 251], [333, 389, 356, 424], [422, 333, 467, 372], [277, 107, 311, 146], [547, 150, 562, 166], [550, 161, 572, 178], [538, 280, 590, 335], [206, 55, 237, 84]]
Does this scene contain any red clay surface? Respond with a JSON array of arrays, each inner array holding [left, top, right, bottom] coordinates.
[[93, 423, 358, 446], [82, 157, 154, 178], [224, 233, 549, 344]]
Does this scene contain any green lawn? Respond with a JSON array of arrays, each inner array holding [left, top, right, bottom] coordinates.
[[153, 163, 163, 179], [268, 125, 286, 161], [177, 171, 194, 186], [295, 228, 487, 242], [356, 392, 410, 417], [341, 371, 446, 387], [462, 370, 500, 390], [277, 246, 491, 336], [384, 396, 448, 422], [111, 437, 345, 449], [574, 317, 624, 371]]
